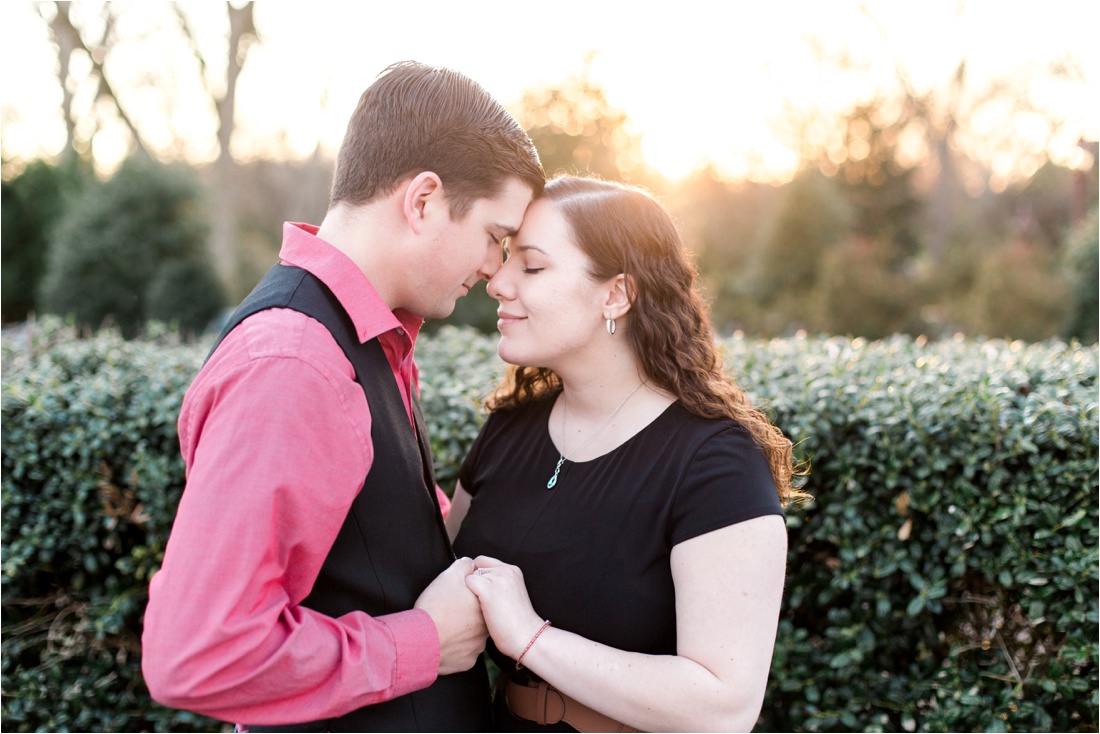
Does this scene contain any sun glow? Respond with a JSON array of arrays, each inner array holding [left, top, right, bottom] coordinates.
[[2, 0, 1096, 185]]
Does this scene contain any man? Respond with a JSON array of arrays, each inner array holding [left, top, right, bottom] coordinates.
[[142, 61, 544, 731]]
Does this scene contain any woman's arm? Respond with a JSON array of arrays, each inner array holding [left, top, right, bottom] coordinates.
[[467, 514, 787, 733], [444, 482, 473, 543]]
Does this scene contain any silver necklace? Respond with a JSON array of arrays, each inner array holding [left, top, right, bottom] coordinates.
[[546, 380, 647, 489]]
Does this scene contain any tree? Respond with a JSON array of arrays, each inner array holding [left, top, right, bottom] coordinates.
[[174, 2, 257, 292], [964, 240, 1071, 342], [749, 170, 853, 334], [40, 1, 147, 161], [774, 4, 1089, 263], [1, 158, 90, 323], [36, 1, 258, 291], [664, 167, 782, 332], [38, 158, 225, 337], [813, 236, 925, 338], [1063, 209, 1099, 343], [512, 56, 649, 184]]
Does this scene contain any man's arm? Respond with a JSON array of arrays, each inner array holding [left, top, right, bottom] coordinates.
[[141, 313, 441, 725]]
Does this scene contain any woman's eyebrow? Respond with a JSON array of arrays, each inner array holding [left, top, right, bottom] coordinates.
[[513, 244, 548, 255]]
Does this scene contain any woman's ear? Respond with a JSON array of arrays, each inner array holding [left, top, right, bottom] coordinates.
[[402, 172, 444, 235], [603, 273, 633, 320]]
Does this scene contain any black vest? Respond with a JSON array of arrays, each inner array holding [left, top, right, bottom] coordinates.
[[208, 264, 491, 732]]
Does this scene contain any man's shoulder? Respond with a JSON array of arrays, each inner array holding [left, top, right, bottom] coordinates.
[[178, 306, 372, 464], [203, 307, 355, 382]]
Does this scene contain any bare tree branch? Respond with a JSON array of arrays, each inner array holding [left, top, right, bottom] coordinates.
[[40, 1, 78, 155], [174, 1, 256, 163], [46, 0, 148, 158], [219, 2, 257, 162], [172, 4, 214, 99]]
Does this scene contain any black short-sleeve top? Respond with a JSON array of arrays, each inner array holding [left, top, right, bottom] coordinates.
[[453, 395, 784, 663]]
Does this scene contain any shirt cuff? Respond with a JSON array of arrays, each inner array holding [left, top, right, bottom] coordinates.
[[377, 608, 440, 698]]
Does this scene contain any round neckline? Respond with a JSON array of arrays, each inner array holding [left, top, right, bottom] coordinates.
[[542, 396, 680, 467]]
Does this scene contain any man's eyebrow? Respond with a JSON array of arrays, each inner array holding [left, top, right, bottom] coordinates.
[[492, 223, 520, 238]]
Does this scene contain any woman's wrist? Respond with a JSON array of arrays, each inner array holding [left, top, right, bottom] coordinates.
[[515, 619, 552, 670]]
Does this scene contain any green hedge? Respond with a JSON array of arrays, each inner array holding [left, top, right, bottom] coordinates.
[[2, 320, 1096, 732]]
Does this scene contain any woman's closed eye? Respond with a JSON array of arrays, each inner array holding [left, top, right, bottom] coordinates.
[[522, 267, 544, 275]]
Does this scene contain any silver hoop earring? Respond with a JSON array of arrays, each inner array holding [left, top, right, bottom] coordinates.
[[606, 318, 616, 335]]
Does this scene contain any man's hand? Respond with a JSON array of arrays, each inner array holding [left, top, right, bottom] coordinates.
[[414, 557, 489, 675]]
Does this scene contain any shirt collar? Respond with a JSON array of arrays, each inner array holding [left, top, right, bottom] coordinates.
[[278, 222, 424, 345]]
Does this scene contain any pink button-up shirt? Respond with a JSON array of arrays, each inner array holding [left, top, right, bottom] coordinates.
[[142, 223, 450, 725]]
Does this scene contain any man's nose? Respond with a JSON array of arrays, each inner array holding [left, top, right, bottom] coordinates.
[[478, 243, 504, 280]]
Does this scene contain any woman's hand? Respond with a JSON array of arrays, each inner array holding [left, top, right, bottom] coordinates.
[[464, 556, 545, 660]]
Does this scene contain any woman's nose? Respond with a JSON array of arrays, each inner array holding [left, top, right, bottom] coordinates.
[[487, 266, 512, 302]]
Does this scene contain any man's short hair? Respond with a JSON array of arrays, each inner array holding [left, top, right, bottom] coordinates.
[[330, 61, 545, 218]]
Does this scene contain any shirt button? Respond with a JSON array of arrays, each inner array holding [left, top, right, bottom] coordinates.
[[395, 327, 405, 336]]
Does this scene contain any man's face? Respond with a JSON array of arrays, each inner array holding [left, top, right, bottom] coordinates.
[[410, 178, 533, 319]]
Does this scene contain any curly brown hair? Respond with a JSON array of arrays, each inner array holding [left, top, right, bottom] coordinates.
[[488, 176, 808, 505]]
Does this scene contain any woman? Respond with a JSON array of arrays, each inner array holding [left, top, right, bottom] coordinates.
[[445, 177, 806, 732]]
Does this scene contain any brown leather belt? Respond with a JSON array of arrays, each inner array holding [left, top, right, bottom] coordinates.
[[505, 677, 643, 732]]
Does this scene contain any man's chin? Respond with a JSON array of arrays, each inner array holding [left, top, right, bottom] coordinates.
[[424, 301, 457, 320]]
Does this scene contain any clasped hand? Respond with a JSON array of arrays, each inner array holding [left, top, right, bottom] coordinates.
[[413, 557, 490, 675], [465, 556, 545, 660]]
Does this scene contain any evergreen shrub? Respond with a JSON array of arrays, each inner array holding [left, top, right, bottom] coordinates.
[[37, 158, 225, 338], [1063, 209, 1099, 344], [2, 322, 1096, 732], [1, 158, 90, 323]]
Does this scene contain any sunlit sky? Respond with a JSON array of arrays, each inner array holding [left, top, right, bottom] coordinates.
[[2, 0, 1097, 185]]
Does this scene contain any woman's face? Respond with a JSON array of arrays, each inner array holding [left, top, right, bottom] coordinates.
[[486, 199, 611, 370]]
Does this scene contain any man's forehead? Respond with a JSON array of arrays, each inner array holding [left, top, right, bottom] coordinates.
[[481, 180, 534, 229]]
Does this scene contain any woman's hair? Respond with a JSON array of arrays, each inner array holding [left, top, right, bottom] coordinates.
[[330, 61, 544, 217], [487, 176, 808, 505]]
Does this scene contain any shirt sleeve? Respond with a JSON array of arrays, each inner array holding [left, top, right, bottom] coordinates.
[[435, 485, 452, 516], [668, 423, 785, 547], [142, 312, 440, 725]]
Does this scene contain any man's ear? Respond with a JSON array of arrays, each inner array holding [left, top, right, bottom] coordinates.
[[402, 172, 444, 235], [603, 273, 634, 320]]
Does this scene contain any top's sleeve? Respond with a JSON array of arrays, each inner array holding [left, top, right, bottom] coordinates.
[[668, 423, 785, 547], [141, 312, 440, 725], [457, 411, 496, 497]]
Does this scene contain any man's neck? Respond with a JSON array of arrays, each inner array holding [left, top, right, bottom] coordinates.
[[317, 201, 404, 311]]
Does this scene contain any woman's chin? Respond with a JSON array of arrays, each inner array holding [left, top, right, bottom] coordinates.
[[497, 341, 539, 369]]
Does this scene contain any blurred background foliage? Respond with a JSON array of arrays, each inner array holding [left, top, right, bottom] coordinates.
[[35, 158, 225, 338], [2, 8, 1095, 343]]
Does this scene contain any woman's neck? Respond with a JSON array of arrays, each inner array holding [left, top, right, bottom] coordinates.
[[555, 355, 647, 422]]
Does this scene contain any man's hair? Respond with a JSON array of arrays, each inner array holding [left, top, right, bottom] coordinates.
[[330, 61, 544, 217]]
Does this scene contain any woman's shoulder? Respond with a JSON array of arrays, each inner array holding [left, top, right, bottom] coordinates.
[[661, 402, 760, 454], [662, 405, 783, 543]]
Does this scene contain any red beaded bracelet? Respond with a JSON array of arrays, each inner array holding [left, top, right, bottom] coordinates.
[[515, 620, 552, 671]]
